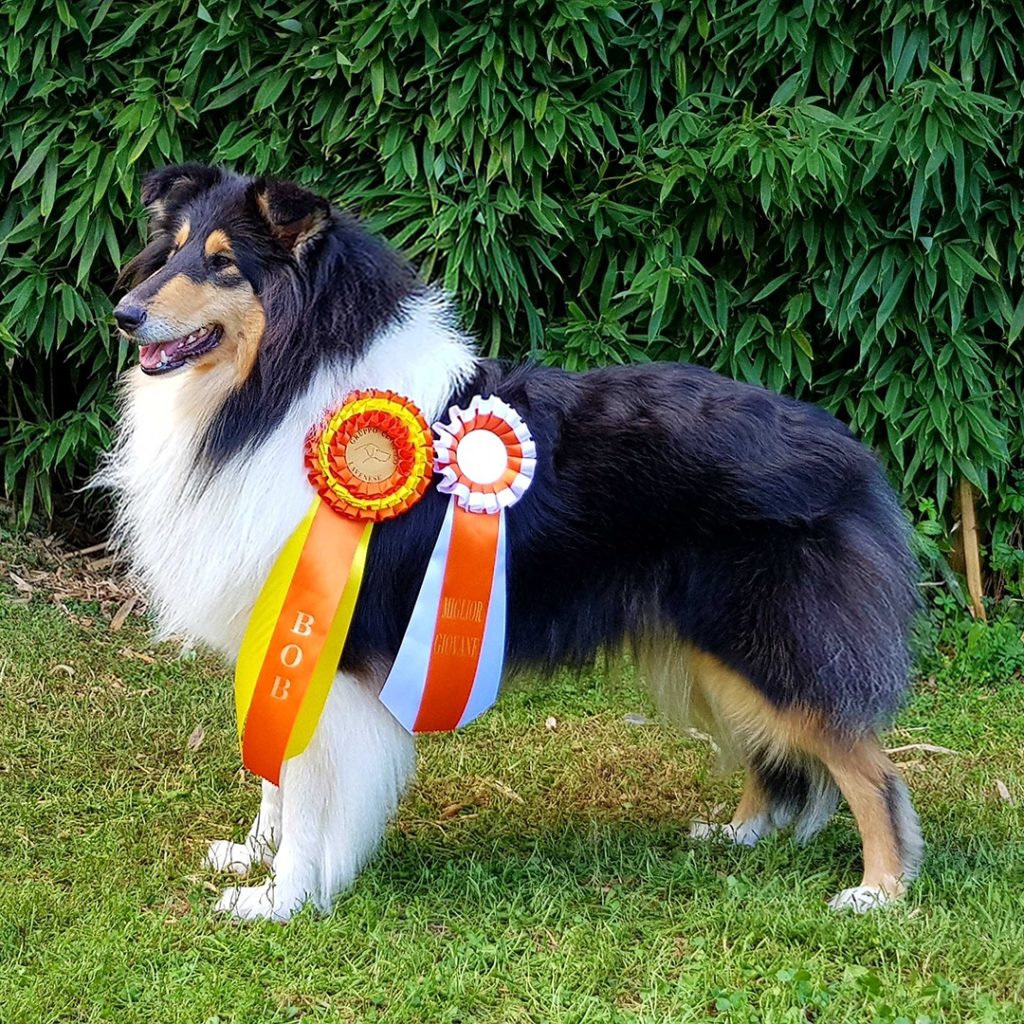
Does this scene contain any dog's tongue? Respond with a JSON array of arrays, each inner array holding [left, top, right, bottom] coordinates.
[[139, 340, 185, 370]]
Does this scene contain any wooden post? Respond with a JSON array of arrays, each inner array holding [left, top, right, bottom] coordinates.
[[958, 477, 987, 622]]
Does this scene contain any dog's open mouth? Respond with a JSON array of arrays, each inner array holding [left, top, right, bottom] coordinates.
[[139, 325, 223, 374]]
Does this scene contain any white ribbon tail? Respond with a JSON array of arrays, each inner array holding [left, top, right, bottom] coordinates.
[[378, 499, 456, 732]]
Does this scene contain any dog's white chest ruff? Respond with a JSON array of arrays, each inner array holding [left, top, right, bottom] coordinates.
[[99, 294, 478, 657]]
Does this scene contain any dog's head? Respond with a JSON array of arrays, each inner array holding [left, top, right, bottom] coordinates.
[[114, 164, 331, 383]]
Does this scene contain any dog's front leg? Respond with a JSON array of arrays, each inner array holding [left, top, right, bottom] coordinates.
[[205, 779, 282, 876], [214, 673, 416, 922]]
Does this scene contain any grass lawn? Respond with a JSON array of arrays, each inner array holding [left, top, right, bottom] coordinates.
[[1, 540, 1023, 1023]]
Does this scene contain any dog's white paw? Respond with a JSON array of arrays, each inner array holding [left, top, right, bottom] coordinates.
[[827, 885, 894, 913], [215, 883, 296, 923], [689, 819, 770, 847], [205, 840, 256, 876]]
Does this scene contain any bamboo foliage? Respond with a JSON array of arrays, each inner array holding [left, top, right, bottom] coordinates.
[[1, 0, 1022, 526]]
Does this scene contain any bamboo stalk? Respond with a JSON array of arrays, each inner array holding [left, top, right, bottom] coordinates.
[[958, 477, 987, 622]]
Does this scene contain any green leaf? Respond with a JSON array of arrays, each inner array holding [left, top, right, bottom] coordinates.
[[1009, 293, 1024, 344], [39, 153, 59, 218], [770, 74, 802, 106], [751, 273, 792, 303], [534, 91, 549, 124], [370, 61, 385, 108], [128, 123, 159, 163], [11, 131, 58, 191], [909, 167, 926, 237], [400, 141, 418, 181], [875, 264, 913, 331], [254, 74, 289, 111]]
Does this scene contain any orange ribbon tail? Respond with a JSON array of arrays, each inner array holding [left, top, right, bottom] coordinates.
[[413, 505, 501, 732], [241, 502, 369, 784]]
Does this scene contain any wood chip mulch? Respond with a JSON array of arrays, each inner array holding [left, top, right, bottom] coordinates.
[[1, 532, 145, 631]]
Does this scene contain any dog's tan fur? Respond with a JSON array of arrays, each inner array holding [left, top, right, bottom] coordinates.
[[145, 270, 265, 382]]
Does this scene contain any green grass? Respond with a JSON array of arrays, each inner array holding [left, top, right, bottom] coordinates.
[[2, 556, 1023, 1023]]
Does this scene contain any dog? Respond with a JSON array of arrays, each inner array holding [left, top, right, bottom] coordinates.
[[98, 163, 922, 921]]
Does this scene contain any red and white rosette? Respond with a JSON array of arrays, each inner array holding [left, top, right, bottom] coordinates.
[[378, 395, 536, 733], [433, 396, 536, 513]]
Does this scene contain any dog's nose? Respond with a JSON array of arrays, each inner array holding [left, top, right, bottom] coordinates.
[[113, 304, 147, 332]]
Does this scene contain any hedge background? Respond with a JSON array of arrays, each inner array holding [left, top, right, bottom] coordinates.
[[2, 1, 1023, 569]]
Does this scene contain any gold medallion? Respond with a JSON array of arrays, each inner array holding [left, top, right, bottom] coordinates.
[[345, 427, 398, 483]]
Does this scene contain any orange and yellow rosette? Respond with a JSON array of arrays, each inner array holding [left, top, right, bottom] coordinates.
[[379, 395, 536, 732], [234, 390, 432, 784]]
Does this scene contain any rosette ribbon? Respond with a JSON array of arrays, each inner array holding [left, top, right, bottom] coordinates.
[[234, 390, 432, 784], [379, 395, 536, 732]]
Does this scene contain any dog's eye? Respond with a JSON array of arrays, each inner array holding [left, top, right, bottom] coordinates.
[[208, 253, 234, 271]]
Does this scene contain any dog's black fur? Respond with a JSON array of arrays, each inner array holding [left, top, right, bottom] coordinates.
[[355, 360, 919, 735]]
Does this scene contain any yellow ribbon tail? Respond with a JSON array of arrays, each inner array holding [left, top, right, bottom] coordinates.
[[234, 499, 320, 747], [283, 521, 372, 759]]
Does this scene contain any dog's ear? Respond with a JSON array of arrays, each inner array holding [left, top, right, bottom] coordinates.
[[252, 178, 332, 260], [140, 164, 221, 224]]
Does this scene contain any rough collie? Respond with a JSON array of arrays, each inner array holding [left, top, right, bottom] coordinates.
[[98, 163, 922, 921]]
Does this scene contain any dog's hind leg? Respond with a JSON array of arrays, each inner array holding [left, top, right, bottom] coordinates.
[[690, 770, 778, 846], [812, 735, 922, 912], [644, 640, 776, 846], [689, 754, 838, 847], [646, 643, 838, 849], [205, 779, 282, 876], [215, 672, 416, 922]]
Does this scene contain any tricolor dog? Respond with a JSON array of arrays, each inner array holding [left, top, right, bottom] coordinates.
[[100, 164, 922, 921]]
